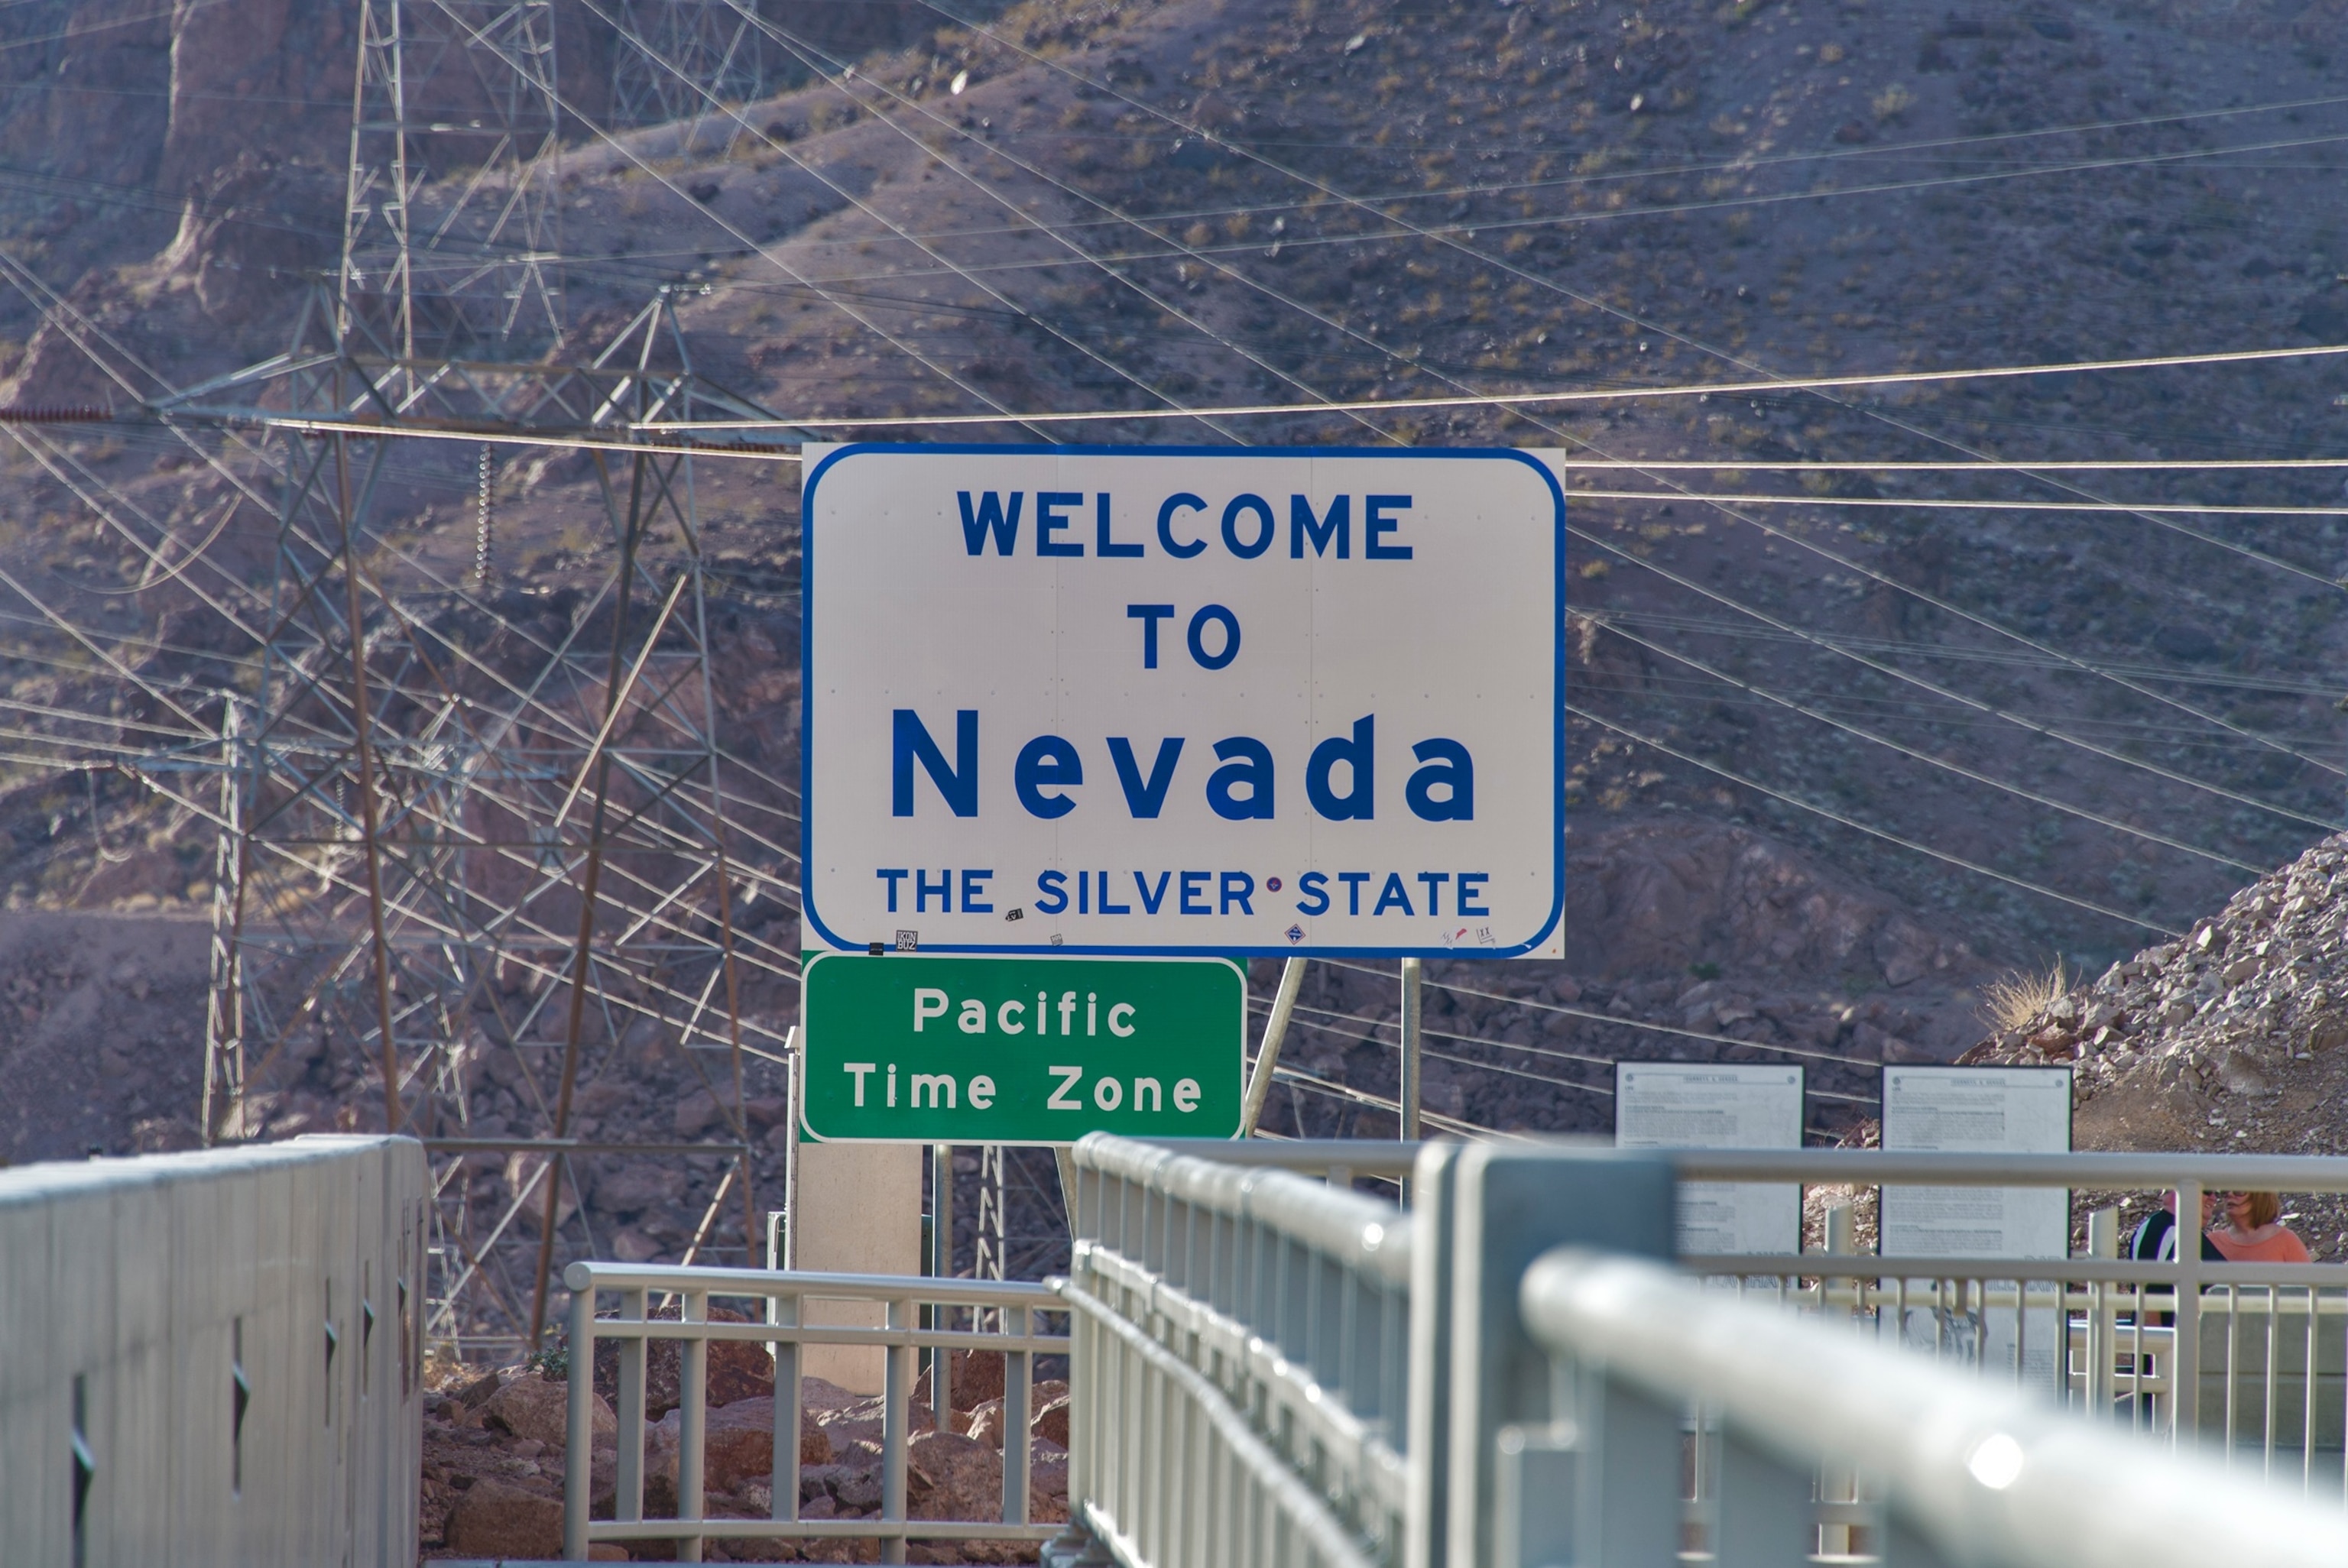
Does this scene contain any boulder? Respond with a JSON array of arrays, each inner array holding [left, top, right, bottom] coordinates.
[[1032, 1395, 1070, 1449], [647, 1395, 833, 1495], [913, 1349, 1006, 1417], [965, 1396, 1007, 1450], [907, 1428, 1003, 1521], [484, 1372, 615, 1447], [443, 1477, 563, 1559], [451, 1367, 504, 1409], [674, 1087, 723, 1137], [591, 1304, 774, 1419], [814, 1395, 887, 1451]]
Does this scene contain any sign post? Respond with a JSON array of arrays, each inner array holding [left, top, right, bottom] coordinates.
[[799, 444, 1565, 958]]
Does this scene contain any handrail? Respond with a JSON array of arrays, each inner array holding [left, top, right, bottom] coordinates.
[[1067, 1133, 1416, 1567], [560, 1262, 1069, 1564], [1672, 1148, 2348, 1187], [559, 1261, 1060, 1304], [1133, 1136, 1426, 1177], [1075, 1132, 1413, 1283], [1520, 1247, 2348, 1568]]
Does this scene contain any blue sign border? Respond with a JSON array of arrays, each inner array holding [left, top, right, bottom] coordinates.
[[799, 442, 1566, 960]]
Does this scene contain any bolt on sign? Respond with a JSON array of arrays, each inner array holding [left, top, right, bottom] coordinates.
[[800, 444, 1565, 957], [799, 953, 1245, 1142]]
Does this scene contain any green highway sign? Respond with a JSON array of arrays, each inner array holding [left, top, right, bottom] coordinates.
[[800, 953, 1246, 1143]]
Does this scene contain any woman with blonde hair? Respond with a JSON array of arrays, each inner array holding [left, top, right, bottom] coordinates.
[[2208, 1191, 2311, 1263]]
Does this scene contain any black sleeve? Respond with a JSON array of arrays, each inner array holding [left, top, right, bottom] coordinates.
[[2200, 1232, 2226, 1261], [2127, 1210, 2173, 1261]]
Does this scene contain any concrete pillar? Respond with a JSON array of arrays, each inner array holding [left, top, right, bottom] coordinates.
[[792, 1140, 922, 1392]]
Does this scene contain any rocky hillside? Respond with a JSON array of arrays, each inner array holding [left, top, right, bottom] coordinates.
[[0, 0, 2345, 1211], [1963, 832, 2348, 1255]]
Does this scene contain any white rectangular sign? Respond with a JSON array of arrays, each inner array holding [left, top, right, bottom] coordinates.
[[1881, 1065, 2073, 1387], [1615, 1062, 1804, 1255], [1880, 1067, 2073, 1258], [801, 444, 1565, 957]]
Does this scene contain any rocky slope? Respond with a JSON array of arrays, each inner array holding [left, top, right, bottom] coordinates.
[[1961, 831, 2348, 1255], [1, 0, 2346, 1298], [422, 1351, 1070, 1563]]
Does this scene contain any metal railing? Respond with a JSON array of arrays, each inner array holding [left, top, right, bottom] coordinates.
[[561, 1262, 1066, 1563], [0, 1134, 427, 1568], [1051, 1139, 2348, 1568], [1062, 1134, 1415, 1568], [550, 1141, 2348, 1566], [1516, 1246, 2348, 1568], [1669, 1149, 2348, 1490]]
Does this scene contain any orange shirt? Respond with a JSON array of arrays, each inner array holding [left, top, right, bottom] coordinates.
[[2208, 1226, 2312, 1264]]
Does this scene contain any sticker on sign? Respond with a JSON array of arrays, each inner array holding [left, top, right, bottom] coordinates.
[[799, 953, 1245, 1142], [801, 444, 1565, 956]]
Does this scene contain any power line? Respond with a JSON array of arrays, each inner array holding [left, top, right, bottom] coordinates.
[[573, 0, 1257, 446], [1568, 701, 2184, 935], [1568, 523, 2344, 832], [647, 339, 2348, 431], [1309, 958, 1894, 1073], [1585, 620, 2268, 872], [1569, 488, 2348, 520]]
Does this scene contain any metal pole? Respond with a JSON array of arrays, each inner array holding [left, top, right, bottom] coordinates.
[[1240, 957, 1306, 1136], [782, 1025, 800, 1270], [331, 432, 404, 1137], [1399, 957, 1422, 1142], [2175, 1179, 2204, 1444], [528, 449, 648, 1349], [932, 1142, 953, 1424]]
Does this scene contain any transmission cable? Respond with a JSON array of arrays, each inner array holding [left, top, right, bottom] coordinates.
[[905, 5, 2348, 735], [1569, 701, 2181, 935], [568, 0, 1271, 446], [1569, 522, 2342, 834]]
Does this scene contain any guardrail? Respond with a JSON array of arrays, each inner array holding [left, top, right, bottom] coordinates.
[[1062, 1133, 1415, 1568], [1516, 1246, 2348, 1568], [1051, 1138, 2348, 1568], [560, 1262, 1067, 1563], [0, 1134, 426, 1568], [1669, 1148, 2348, 1489], [551, 1141, 2348, 1566]]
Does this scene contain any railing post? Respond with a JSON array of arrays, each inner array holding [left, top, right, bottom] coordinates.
[[563, 1268, 594, 1561], [882, 1294, 911, 1564], [770, 1285, 799, 1526], [616, 1284, 647, 1524], [679, 1287, 707, 1563], [2175, 1180, 2203, 1446], [1406, 1141, 1460, 1568], [1445, 1142, 1675, 1568], [2087, 1207, 2119, 1420], [1004, 1301, 1033, 1524]]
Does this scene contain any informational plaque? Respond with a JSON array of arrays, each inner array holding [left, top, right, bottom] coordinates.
[[1880, 1066, 2073, 1256], [1615, 1062, 1805, 1255], [1880, 1065, 2074, 1385]]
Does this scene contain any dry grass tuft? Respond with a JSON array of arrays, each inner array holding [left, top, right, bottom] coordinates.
[[1981, 961, 2070, 1034]]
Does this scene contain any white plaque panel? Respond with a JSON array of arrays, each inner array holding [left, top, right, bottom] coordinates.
[[1615, 1062, 1805, 1255], [1880, 1065, 2074, 1385], [1880, 1066, 2073, 1257]]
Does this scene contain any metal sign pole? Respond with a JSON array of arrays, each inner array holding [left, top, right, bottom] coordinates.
[[1400, 957, 1423, 1142], [1241, 957, 1307, 1136]]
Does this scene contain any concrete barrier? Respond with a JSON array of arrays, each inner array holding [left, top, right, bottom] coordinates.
[[0, 1134, 427, 1567]]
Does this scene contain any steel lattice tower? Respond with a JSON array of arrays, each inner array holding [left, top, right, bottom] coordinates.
[[610, 0, 770, 128], [342, 0, 566, 361], [169, 0, 804, 1346]]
